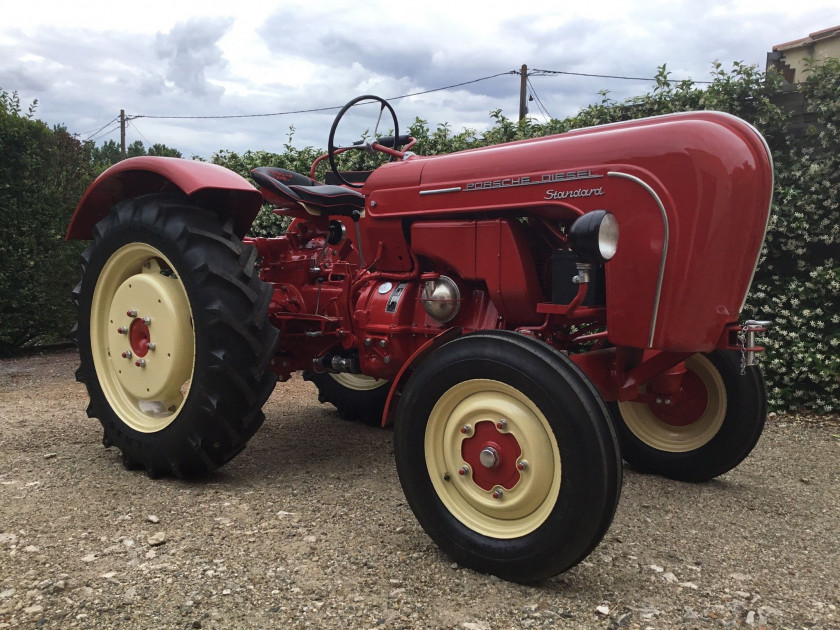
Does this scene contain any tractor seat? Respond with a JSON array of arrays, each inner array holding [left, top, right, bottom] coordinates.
[[251, 167, 365, 217]]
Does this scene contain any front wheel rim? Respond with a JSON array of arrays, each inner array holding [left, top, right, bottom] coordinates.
[[90, 243, 195, 433], [425, 379, 562, 539], [618, 354, 726, 452]]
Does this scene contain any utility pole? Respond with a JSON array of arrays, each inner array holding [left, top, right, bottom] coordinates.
[[120, 109, 126, 158], [519, 64, 528, 121]]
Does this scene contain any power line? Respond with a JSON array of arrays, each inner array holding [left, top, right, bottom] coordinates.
[[526, 77, 553, 120], [83, 116, 120, 142], [106, 65, 714, 131], [131, 72, 517, 121], [530, 67, 712, 84], [127, 119, 153, 148], [388, 71, 516, 101], [87, 121, 122, 143]]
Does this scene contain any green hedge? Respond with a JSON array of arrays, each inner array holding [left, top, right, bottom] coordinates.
[[0, 90, 93, 355]]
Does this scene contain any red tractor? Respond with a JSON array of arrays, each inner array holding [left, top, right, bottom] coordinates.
[[67, 96, 773, 582]]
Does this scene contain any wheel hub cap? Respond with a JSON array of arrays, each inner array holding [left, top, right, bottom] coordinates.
[[424, 379, 562, 539], [479, 446, 499, 469], [105, 260, 193, 402], [462, 422, 521, 491]]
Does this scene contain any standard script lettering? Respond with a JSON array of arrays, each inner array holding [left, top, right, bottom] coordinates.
[[544, 187, 605, 200]]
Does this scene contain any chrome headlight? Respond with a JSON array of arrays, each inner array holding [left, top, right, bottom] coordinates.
[[569, 210, 619, 263]]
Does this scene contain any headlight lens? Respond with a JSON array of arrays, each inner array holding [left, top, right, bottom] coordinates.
[[569, 210, 619, 263], [597, 212, 619, 260]]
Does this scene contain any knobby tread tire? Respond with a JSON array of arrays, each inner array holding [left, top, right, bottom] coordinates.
[[302, 370, 389, 426], [74, 193, 279, 477]]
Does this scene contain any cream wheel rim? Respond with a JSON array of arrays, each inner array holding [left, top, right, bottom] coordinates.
[[618, 354, 726, 452], [330, 373, 388, 391], [90, 243, 195, 433], [425, 379, 562, 539]]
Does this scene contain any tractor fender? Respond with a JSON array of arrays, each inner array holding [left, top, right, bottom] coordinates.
[[381, 327, 463, 427], [66, 156, 263, 240]]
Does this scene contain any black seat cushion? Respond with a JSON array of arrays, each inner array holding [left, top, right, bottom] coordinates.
[[287, 184, 365, 217]]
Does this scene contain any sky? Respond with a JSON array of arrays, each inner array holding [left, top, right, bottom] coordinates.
[[1, 0, 837, 160]]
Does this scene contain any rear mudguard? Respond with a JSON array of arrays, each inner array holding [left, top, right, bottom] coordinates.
[[66, 156, 263, 240]]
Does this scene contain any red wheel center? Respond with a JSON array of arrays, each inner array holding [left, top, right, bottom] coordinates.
[[650, 370, 708, 426], [129, 319, 151, 357], [461, 421, 521, 491]]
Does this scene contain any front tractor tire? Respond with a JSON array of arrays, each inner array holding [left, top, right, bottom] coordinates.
[[73, 194, 279, 477], [394, 331, 622, 582], [609, 350, 766, 482], [303, 371, 389, 426]]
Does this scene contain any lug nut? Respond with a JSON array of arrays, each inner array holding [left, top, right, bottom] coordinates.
[[143, 316, 151, 325], [492, 487, 504, 500], [121, 351, 133, 359], [135, 359, 146, 368], [379, 339, 387, 348], [147, 342, 156, 351], [517, 460, 528, 471], [126, 309, 137, 317], [460, 424, 472, 435], [364, 337, 372, 347], [117, 326, 127, 334], [496, 419, 508, 431], [458, 465, 470, 476]]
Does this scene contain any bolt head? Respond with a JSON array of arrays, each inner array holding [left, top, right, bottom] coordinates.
[[378, 339, 387, 348], [135, 359, 146, 368], [492, 487, 504, 500], [496, 419, 507, 431], [458, 466, 469, 476], [479, 447, 499, 469], [517, 460, 528, 471], [143, 316, 151, 325], [117, 326, 127, 334], [147, 342, 156, 351], [364, 337, 372, 346], [121, 351, 132, 359], [460, 424, 472, 435], [126, 309, 137, 317]]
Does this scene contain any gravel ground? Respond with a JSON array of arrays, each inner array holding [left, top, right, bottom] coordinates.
[[1, 349, 839, 630]]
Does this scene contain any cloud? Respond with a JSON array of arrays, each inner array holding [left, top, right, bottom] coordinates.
[[155, 17, 233, 98], [2, 1, 839, 159]]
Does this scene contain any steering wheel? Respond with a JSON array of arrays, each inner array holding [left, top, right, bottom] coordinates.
[[328, 95, 400, 189]]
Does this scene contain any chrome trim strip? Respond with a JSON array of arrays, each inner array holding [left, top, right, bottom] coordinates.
[[419, 187, 462, 196], [607, 172, 669, 348]]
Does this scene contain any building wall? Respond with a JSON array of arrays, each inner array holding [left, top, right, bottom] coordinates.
[[768, 26, 840, 84], [780, 38, 840, 82]]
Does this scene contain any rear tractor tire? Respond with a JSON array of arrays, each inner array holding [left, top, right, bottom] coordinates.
[[73, 194, 279, 477], [608, 350, 766, 482], [394, 331, 622, 582], [303, 370, 389, 426]]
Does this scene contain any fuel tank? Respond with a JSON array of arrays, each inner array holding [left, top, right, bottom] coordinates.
[[363, 112, 774, 351]]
